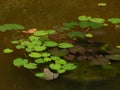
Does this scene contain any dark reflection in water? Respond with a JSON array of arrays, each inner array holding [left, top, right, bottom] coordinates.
[[0, 0, 120, 90]]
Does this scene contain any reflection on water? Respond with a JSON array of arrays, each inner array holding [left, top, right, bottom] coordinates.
[[0, 0, 120, 90]]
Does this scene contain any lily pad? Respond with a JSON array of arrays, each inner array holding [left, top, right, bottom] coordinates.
[[62, 63, 77, 70], [58, 43, 73, 48], [108, 18, 120, 24], [16, 45, 25, 49], [85, 33, 94, 38], [90, 18, 105, 23], [35, 72, 45, 78], [11, 40, 20, 44], [33, 30, 48, 36], [106, 54, 120, 60], [97, 3, 107, 6], [13, 58, 28, 67], [49, 63, 61, 70], [47, 30, 56, 34], [23, 63, 37, 69], [3, 48, 13, 53], [78, 15, 92, 21], [43, 41, 58, 47], [79, 21, 91, 28], [29, 52, 41, 58], [57, 69, 66, 74], [35, 58, 46, 64], [33, 46, 46, 51], [55, 59, 67, 65], [41, 52, 51, 57]]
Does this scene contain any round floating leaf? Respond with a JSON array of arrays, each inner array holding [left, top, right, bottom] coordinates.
[[50, 56, 61, 61], [29, 52, 41, 58], [62, 63, 77, 70], [28, 35, 39, 41], [13, 58, 28, 67], [11, 40, 20, 44], [25, 48, 33, 52], [43, 41, 58, 47], [97, 3, 107, 6], [90, 18, 105, 23], [108, 18, 120, 24], [85, 33, 94, 38], [79, 21, 91, 28], [16, 45, 25, 49], [33, 30, 48, 36], [23, 63, 37, 69], [78, 15, 92, 21], [35, 72, 45, 78], [33, 46, 46, 51], [57, 69, 66, 74], [35, 58, 46, 64], [106, 54, 120, 60], [47, 30, 56, 34], [41, 52, 51, 57], [55, 59, 67, 65], [58, 43, 73, 48], [49, 63, 61, 70], [44, 57, 51, 62], [3, 48, 13, 53]]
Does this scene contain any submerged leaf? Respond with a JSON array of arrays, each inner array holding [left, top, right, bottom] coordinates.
[[62, 63, 77, 70], [106, 54, 120, 60]]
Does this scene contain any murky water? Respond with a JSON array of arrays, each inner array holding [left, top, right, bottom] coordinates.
[[0, 0, 120, 90]]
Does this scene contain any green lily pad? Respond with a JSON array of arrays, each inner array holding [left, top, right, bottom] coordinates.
[[108, 18, 120, 24], [35, 58, 46, 64], [13, 58, 28, 67], [85, 33, 94, 38], [97, 3, 107, 6], [33, 46, 46, 51], [28, 35, 39, 41], [3, 48, 13, 53], [78, 15, 92, 21], [25, 48, 33, 52], [16, 45, 25, 49], [49, 63, 61, 70], [11, 40, 20, 44], [29, 52, 41, 58], [58, 43, 73, 48], [55, 59, 67, 65], [44, 57, 51, 62], [57, 69, 66, 74], [43, 41, 58, 47], [33, 30, 48, 36], [23, 63, 37, 69], [50, 56, 61, 61], [35, 72, 45, 77], [62, 63, 77, 70], [41, 52, 51, 57], [90, 18, 105, 23], [106, 54, 120, 60], [79, 21, 91, 28], [47, 30, 56, 34]]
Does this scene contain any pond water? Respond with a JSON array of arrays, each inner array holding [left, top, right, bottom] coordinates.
[[0, 0, 120, 90]]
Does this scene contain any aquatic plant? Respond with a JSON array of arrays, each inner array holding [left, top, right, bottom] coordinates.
[[108, 18, 120, 24], [97, 3, 107, 7]]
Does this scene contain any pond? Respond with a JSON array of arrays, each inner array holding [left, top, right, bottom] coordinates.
[[0, 0, 120, 90]]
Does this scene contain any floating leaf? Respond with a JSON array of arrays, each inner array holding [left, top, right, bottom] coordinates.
[[25, 48, 33, 52], [16, 45, 25, 49], [50, 56, 61, 61], [35, 72, 45, 77], [58, 43, 73, 48], [28, 35, 39, 41], [62, 63, 77, 70], [55, 59, 67, 65], [29, 52, 41, 58], [108, 18, 120, 24], [106, 54, 120, 60], [63, 22, 78, 29], [91, 22, 103, 29], [41, 52, 51, 57], [11, 40, 20, 44], [44, 57, 51, 62], [33, 46, 46, 51], [49, 63, 61, 70], [33, 30, 48, 36], [47, 30, 56, 34], [23, 63, 37, 69], [13, 58, 28, 67], [78, 15, 92, 21], [43, 41, 58, 47], [90, 18, 105, 23], [0, 24, 25, 32], [85, 33, 93, 38], [35, 58, 46, 64], [79, 21, 91, 28], [3, 48, 13, 53], [97, 3, 107, 6], [57, 69, 66, 74]]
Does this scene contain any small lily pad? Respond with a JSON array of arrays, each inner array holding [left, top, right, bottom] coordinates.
[[29, 52, 41, 58], [97, 3, 107, 6], [78, 15, 92, 21], [90, 18, 105, 23], [23, 63, 37, 69], [55, 59, 67, 65], [11, 40, 20, 44], [108, 18, 120, 24], [16, 45, 25, 49], [13, 58, 28, 67], [106, 54, 120, 60], [43, 41, 58, 47], [49, 63, 61, 70], [58, 43, 73, 48], [62, 63, 77, 70], [33, 30, 48, 36], [41, 52, 51, 57], [3, 48, 13, 53], [35, 58, 46, 64], [57, 69, 66, 74], [33, 46, 46, 51], [85, 33, 93, 38], [35, 72, 45, 78]]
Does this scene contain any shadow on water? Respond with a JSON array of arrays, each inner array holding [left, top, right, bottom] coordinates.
[[0, 0, 120, 90]]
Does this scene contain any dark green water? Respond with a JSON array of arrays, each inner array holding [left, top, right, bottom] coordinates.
[[0, 0, 120, 90]]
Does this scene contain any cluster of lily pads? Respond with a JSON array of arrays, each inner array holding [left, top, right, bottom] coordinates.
[[1, 15, 120, 80], [3, 29, 77, 80]]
